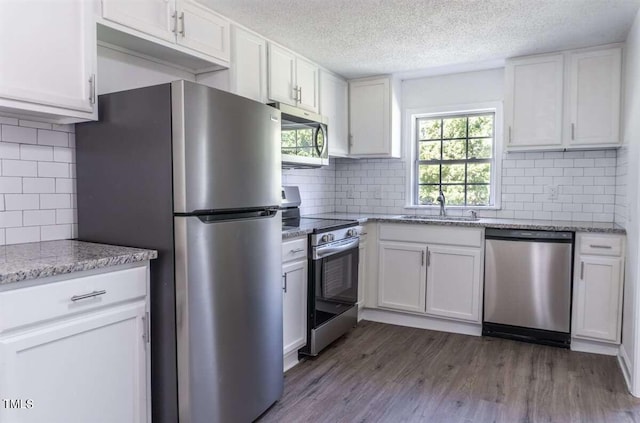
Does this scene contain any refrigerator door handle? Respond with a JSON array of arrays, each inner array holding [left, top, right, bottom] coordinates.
[[195, 208, 279, 223]]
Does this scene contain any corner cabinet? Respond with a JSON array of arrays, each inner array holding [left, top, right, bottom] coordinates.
[[505, 45, 622, 151], [0, 0, 97, 123], [229, 26, 267, 103], [572, 233, 625, 344], [376, 224, 483, 323], [0, 264, 150, 423], [348, 76, 401, 158], [281, 237, 308, 371], [268, 44, 319, 112]]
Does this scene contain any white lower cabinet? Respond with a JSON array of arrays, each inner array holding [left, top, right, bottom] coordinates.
[[572, 233, 625, 344], [425, 245, 482, 322], [376, 224, 483, 325], [378, 241, 426, 313], [281, 237, 308, 371], [0, 264, 150, 423], [282, 259, 308, 355]]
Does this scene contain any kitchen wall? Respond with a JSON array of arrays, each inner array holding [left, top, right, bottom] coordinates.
[[333, 68, 624, 223], [621, 6, 640, 397], [0, 116, 76, 244], [282, 162, 336, 215]]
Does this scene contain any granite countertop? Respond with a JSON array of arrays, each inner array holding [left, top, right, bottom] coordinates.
[[297, 213, 626, 234], [0, 240, 158, 286]]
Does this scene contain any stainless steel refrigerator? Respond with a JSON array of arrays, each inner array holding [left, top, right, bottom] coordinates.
[[76, 81, 283, 423]]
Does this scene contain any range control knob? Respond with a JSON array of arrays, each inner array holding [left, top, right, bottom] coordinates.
[[321, 234, 330, 243], [328, 234, 335, 242], [346, 229, 358, 237]]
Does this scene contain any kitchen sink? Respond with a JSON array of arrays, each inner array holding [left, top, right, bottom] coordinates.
[[399, 215, 480, 222]]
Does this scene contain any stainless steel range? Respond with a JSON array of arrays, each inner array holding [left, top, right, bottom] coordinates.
[[281, 187, 361, 356]]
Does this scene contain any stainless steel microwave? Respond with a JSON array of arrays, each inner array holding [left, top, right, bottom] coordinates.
[[270, 102, 329, 168]]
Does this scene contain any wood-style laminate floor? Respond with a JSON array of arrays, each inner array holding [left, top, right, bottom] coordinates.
[[258, 321, 640, 423]]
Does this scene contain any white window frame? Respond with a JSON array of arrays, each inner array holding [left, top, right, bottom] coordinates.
[[404, 101, 503, 210]]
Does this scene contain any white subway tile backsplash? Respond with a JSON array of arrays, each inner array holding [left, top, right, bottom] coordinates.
[[55, 178, 75, 194], [41, 224, 72, 241], [20, 144, 53, 161], [0, 143, 19, 159], [23, 210, 56, 226], [2, 159, 37, 177], [56, 209, 76, 224], [37, 129, 68, 147], [0, 177, 22, 193], [5, 194, 39, 210], [38, 162, 69, 178], [53, 147, 74, 163], [23, 177, 55, 193], [2, 125, 37, 144], [0, 117, 18, 126], [19, 120, 52, 130], [40, 194, 71, 209], [0, 211, 22, 228], [6, 226, 39, 244]]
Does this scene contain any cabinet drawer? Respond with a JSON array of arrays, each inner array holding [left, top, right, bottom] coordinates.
[[282, 237, 307, 263], [0, 265, 147, 333], [579, 234, 623, 256]]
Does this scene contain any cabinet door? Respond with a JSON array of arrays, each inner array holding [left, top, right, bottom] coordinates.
[[378, 241, 426, 313], [176, 0, 230, 61], [0, 0, 96, 115], [505, 54, 564, 149], [349, 78, 390, 156], [0, 303, 147, 423], [230, 26, 267, 103], [296, 57, 319, 112], [425, 245, 482, 322], [283, 259, 308, 355], [568, 48, 621, 147], [320, 71, 349, 157], [268, 44, 296, 105], [573, 255, 623, 343], [102, 0, 175, 43]]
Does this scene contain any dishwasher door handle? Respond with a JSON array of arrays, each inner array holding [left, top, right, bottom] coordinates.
[[580, 261, 584, 280]]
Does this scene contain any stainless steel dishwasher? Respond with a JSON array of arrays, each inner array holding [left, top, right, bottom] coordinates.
[[483, 228, 573, 347]]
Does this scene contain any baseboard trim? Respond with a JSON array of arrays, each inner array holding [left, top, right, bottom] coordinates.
[[361, 308, 482, 337], [283, 350, 300, 373], [570, 337, 619, 356]]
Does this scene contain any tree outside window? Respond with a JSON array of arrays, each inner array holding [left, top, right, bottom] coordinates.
[[416, 113, 494, 206]]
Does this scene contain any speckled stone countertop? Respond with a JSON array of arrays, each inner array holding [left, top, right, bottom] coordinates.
[[0, 240, 157, 286], [300, 213, 626, 234], [282, 228, 311, 240]]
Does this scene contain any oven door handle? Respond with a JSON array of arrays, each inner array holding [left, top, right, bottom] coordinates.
[[313, 237, 359, 259]]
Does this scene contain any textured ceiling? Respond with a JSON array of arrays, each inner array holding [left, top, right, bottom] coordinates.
[[200, 0, 640, 79]]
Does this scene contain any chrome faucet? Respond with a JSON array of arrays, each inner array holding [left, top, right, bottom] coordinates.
[[436, 190, 446, 216]]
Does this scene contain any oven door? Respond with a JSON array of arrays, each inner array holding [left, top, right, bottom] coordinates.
[[313, 238, 359, 305]]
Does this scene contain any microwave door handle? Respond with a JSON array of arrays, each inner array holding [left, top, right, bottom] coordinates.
[[314, 125, 327, 157], [314, 238, 359, 259]]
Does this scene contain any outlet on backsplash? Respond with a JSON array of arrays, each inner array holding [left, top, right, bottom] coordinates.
[[546, 185, 559, 201], [374, 186, 384, 199]]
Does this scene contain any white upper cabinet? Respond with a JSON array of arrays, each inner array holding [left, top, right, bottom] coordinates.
[[268, 44, 296, 105], [505, 54, 564, 149], [0, 0, 97, 123], [320, 70, 349, 157], [295, 57, 319, 112], [268, 44, 319, 112], [99, 0, 230, 71], [176, 0, 230, 62], [505, 45, 622, 151], [102, 0, 175, 43], [568, 48, 622, 147], [349, 76, 401, 158], [229, 26, 267, 103]]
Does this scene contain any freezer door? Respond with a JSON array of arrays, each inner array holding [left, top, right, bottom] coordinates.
[[172, 80, 282, 213], [174, 212, 283, 423], [484, 238, 572, 332]]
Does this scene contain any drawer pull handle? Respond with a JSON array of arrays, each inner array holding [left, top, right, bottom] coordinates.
[[589, 244, 612, 249], [71, 290, 106, 302], [290, 248, 304, 254]]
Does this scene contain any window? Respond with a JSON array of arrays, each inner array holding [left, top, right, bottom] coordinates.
[[415, 112, 495, 207], [282, 126, 314, 157]]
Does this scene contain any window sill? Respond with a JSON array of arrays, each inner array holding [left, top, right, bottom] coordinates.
[[404, 205, 502, 211]]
